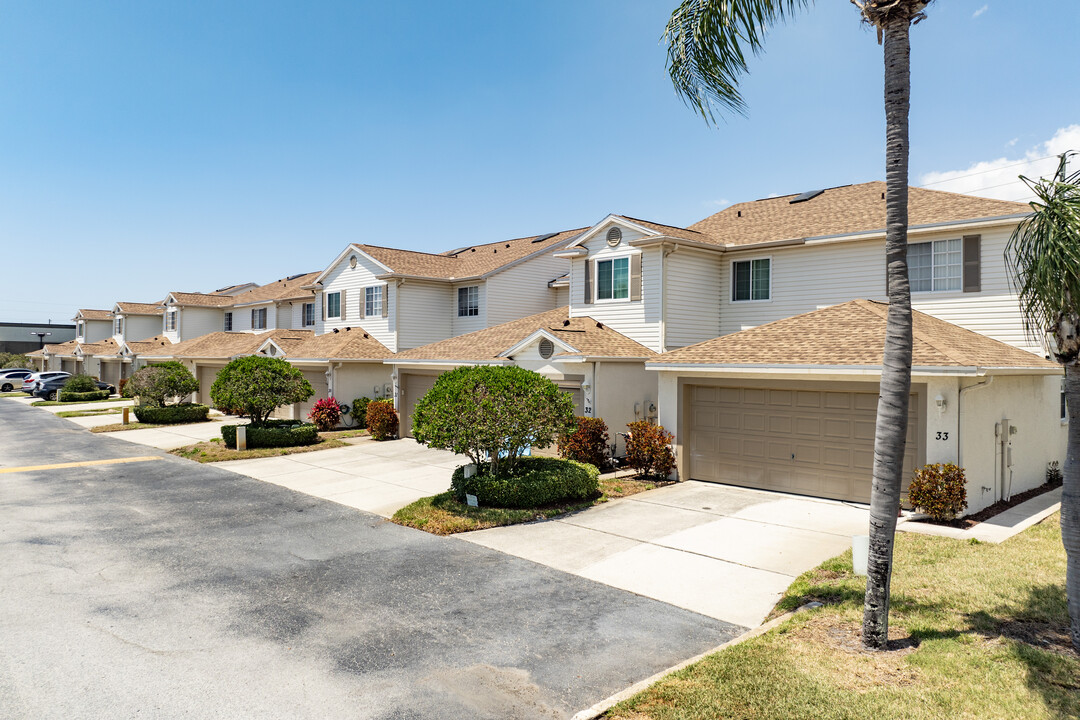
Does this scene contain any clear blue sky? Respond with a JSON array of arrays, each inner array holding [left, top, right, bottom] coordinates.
[[1, 1, 1076, 323]]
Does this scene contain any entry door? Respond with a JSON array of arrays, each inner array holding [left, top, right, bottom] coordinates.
[[400, 373, 439, 437]]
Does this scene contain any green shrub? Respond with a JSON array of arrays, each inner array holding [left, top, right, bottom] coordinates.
[[133, 403, 209, 425], [221, 420, 319, 449], [1047, 461, 1064, 486], [0, 352, 32, 370], [127, 361, 199, 407], [558, 416, 610, 470], [412, 366, 575, 475], [907, 463, 968, 521], [351, 397, 371, 429], [366, 399, 398, 440], [450, 456, 599, 508], [625, 421, 676, 479], [308, 396, 342, 430], [64, 374, 99, 393], [118, 377, 129, 396], [210, 356, 313, 426], [57, 389, 110, 402]]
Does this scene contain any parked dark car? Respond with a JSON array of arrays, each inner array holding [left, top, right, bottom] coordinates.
[[34, 376, 116, 401]]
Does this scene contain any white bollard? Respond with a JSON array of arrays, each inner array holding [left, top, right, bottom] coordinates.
[[236, 425, 247, 451], [852, 534, 869, 576]]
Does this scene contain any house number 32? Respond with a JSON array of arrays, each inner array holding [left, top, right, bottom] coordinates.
[[935, 431, 949, 441]]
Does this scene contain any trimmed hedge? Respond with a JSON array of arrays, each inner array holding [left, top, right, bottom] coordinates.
[[221, 420, 319, 449], [133, 403, 209, 425], [450, 456, 599, 509], [57, 389, 110, 402]]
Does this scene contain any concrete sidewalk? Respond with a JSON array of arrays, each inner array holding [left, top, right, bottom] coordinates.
[[214, 438, 465, 518], [92, 416, 245, 449], [459, 482, 872, 628], [898, 486, 1062, 543]]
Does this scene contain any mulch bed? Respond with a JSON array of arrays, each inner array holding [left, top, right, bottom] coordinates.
[[911, 478, 1062, 529]]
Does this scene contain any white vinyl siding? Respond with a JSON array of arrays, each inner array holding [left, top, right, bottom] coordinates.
[[664, 248, 723, 350], [397, 281, 453, 350], [318, 252, 395, 349], [570, 227, 660, 351], [123, 315, 161, 342], [484, 248, 569, 328], [719, 223, 1038, 353]]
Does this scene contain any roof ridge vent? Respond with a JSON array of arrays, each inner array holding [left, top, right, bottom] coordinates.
[[531, 232, 558, 244], [789, 189, 825, 204]]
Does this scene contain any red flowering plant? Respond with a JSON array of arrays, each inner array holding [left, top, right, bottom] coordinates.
[[308, 396, 343, 431]]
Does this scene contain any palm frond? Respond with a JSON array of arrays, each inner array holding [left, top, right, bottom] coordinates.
[[1006, 153, 1080, 357], [663, 0, 811, 123]]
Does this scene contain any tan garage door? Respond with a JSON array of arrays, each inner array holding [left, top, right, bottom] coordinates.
[[99, 361, 120, 388], [61, 359, 76, 374], [688, 386, 920, 503], [400, 373, 439, 438]]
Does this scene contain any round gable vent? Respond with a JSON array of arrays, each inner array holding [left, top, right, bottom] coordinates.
[[606, 227, 622, 247], [538, 338, 554, 359], [349, 255, 358, 269]]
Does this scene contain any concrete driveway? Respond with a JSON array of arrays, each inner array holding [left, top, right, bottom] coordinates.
[[461, 481, 871, 627], [0, 401, 741, 719]]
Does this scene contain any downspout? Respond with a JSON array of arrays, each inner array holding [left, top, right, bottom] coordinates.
[[393, 279, 404, 353], [659, 244, 679, 353], [330, 362, 342, 397], [958, 374, 994, 500]]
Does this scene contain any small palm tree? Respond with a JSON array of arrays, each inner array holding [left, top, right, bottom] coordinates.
[[1006, 154, 1080, 651], [664, 0, 931, 649]]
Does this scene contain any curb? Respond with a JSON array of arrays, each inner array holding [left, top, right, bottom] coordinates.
[[570, 602, 822, 720]]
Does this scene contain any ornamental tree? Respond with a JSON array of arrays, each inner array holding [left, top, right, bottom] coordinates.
[[125, 361, 199, 407], [210, 355, 313, 426], [411, 366, 575, 477]]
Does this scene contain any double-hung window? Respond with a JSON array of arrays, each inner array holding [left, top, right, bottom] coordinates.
[[114, 317, 124, 336], [457, 286, 479, 317], [365, 286, 383, 317], [732, 258, 770, 301], [596, 257, 630, 301], [251, 307, 267, 330], [165, 311, 177, 332], [223, 312, 233, 331], [908, 239, 961, 292], [326, 292, 341, 319], [77, 321, 85, 339], [302, 303, 315, 327]]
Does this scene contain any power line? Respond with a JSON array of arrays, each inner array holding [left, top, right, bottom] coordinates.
[[917, 153, 1059, 188]]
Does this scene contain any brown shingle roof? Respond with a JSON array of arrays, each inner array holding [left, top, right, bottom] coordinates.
[[651, 300, 1055, 370], [284, 327, 394, 361], [39, 340, 81, 355], [230, 272, 320, 305], [166, 292, 236, 308], [614, 215, 712, 243], [115, 302, 164, 316], [125, 335, 173, 355], [140, 329, 314, 360], [354, 227, 587, 281], [690, 182, 1030, 247], [75, 309, 113, 321], [78, 338, 121, 356], [394, 307, 655, 362]]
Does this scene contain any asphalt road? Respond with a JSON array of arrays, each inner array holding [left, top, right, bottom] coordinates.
[[0, 401, 744, 719]]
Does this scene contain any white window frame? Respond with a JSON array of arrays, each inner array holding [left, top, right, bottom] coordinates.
[[165, 310, 177, 332], [223, 312, 233, 331], [457, 286, 479, 317], [77, 321, 85, 338], [365, 286, 383, 317], [594, 255, 632, 304], [251, 307, 267, 330], [302, 303, 315, 327], [730, 257, 772, 302], [908, 238, 962, 293], [114, 317, 124, 335], [326, 291, 342, 319]]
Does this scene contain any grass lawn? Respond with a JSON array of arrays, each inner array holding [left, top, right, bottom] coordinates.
[[31, 397, 125, 406], [56, 408, 124, 418], [91, 418, 213, 432], [392, 474, 664, 535], [607, 514, 1078, 720], [0, 391, 27, 398], [168, 429, 366, 462]]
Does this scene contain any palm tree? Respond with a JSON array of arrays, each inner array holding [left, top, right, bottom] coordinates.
[[664, 0, 931, 649], [1006, 154, 1080, 651]]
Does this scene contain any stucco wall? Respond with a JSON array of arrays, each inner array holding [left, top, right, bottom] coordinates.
[[329, 362, 393, 407]]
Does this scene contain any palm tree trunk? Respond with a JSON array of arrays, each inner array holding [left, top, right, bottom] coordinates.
[[863, 16, 915, 651], [1064, 364, 1080, 651]]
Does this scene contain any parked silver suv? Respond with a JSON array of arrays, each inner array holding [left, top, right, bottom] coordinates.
[[1, 368, 35, 393], [22, 371, 71, 395]]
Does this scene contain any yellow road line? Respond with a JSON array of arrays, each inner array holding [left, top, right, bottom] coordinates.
[[0, 456, 162, 475]]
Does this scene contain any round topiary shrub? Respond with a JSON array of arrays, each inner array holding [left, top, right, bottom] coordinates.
[[450, 456, 599, 508], [210, 356, 313, 427], [126, 361, 199, 407], [558, 416, 610, 470], [133, 403, 210, 425], [308, 396, 342, 431], [220, 420, 319, 449], [366, 399, 399, 441], [64, 374, 99, 393], [907, 463, 968, 521]]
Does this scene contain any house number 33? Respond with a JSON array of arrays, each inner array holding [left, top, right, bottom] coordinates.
[[935, 431, 949, 441]]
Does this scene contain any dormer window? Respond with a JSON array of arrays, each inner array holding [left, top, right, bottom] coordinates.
[[251, 307, 267, 330], [165, 310, 177, 332], [597, 257, 629, 300], [114, 317, 124, 335], [224, 312, 233, 331]]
